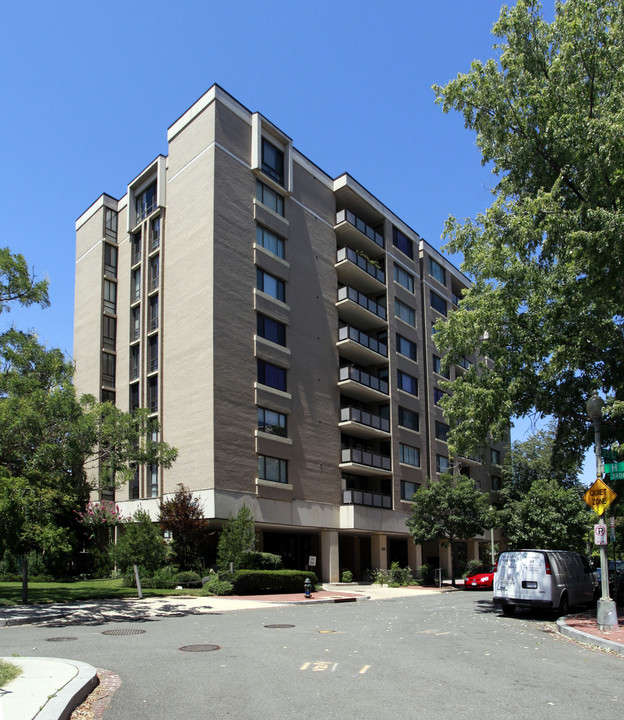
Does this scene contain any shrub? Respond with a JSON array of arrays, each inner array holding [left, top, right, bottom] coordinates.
[[388, 562, 413, 586], [200, 576, 234, 596], [231, 570, 319, 595], [418, 564, 435, 585], [113, 510, 167, 575], [173, 571, 202, 587], [217, 506, 256, 571], [463, 559, 484, 578], [239, 551, 282, 570], [341, 570, 353, 583]]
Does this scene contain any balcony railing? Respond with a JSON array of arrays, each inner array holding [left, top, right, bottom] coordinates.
[[336, 209, 384, 249], [340, 406, 390, 433], [338, 325, 388, 357], [336, 247, 385, 284], [339, 365, 389, 395], [341, 448, 392, 471], [342, 489, 392, 509], [337, 286, 386, 321]]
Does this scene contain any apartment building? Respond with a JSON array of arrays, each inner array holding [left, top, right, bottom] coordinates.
[[74, 85, 506, 582]]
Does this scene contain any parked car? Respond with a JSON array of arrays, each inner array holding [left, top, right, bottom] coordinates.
[[464, 565, 496, 590], [593, 560, 624, 585], [493, 550, 595, 616]]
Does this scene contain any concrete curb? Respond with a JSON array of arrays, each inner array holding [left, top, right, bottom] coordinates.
[[556, 617, 624, 656]]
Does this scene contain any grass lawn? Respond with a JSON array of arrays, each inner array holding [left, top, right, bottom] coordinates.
[[0, 659, 22, 687], [0, 578, 202, 607]]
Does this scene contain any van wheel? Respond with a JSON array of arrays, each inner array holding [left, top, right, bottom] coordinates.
[[558, 593, 569, 617], [502, 603, 516, 616]]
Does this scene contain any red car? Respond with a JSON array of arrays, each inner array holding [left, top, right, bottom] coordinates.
[[464, 564, 496, 590]]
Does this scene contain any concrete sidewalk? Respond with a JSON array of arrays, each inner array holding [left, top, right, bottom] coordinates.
[[2, 585, 621, 720]]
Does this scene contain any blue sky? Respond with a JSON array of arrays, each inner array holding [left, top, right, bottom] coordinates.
[[4, 0, 596, 480]]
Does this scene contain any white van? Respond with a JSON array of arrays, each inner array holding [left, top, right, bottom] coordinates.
[[493, 550, 595, 616]]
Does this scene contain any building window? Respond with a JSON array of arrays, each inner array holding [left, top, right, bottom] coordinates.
[[261, 138, 285, 186], [136, 181, 157, 222], [396, 334, 417, 361], [130, 306, 140, 341], [129, 383, 140, 413], [101, 389, 115, 404], [398, 406, 419, 431], [491, 448, 501, 465], [148, 376, 158, 413], [392, 227, 413, 259], [434, 387, 446, 406], [436, 455, 450, 473], [149, 256, 159, 291], [435, 421, 449, 442], [257, 359, 287, 392], [148, 295, 159, 331], [395, 299, 415, 327], [257, 407, 287, 437], [132, 233, 141, 265], [257, 313, 286, 346], [492, 475, 502, 491], [104, 243, 118, 278], [104, 208, 118, 241], [399, 443, 420, 467], [256, 268, 285, 302], [393, 264, 414, 292], [102, 352, 115, 387], [460, 466, 471, 478], [148, 464, 158, 497], [130, 345, 140, 381], [102, 315, 116, 350], [256, 180, 284, 216], [103, 279, 117, 314], [131, 269, 141, 304], [401, 480, 420, 501], [428, 257, 446, 286], [148, 335, 158, 373], [433, 355, 449, 378], [397, 369, 418, 396], [130, 466, 139, 499], [150, 217, 161, 251], [430, 290, 447, 316], [258, 455, 288, 484], [256, 225, 285, 259]]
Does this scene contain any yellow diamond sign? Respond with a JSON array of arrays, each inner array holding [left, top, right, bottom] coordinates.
[[583, 478, 617, 515]]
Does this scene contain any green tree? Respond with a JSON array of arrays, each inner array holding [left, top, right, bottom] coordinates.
[[216, 506, 256, 572], [0, 248, 49, 313], [432, 0, 624, 463], [159, 484, 211, 571], [406, 475, 494, 586], [113, 510, 166, 575]]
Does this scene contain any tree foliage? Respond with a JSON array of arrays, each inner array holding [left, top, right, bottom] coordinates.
[[217, 506, 256, 572], [432, 0, 624, 461], [159, 484, 211, 571], [113, 510, 167, 575], [406, 475, 493, 585], [0, 248, 49, 313]]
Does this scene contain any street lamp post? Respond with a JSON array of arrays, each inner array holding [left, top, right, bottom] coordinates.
[[586, 390, 618, 631]]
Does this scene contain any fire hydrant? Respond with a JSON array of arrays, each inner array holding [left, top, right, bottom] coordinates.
[[304, 577, 312, 598]]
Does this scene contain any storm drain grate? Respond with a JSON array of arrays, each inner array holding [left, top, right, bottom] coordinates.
[[101, 629, 146, 636], [46, 637, 77, 642], [264, 624, 295, 629], [179, 644, 221, 652]]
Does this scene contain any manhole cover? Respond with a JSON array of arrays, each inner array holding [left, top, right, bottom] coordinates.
[[264, 624, 295, 629], [101, 629, 146, 636], [46, 637, 77, 642], [179, 644, 221, 652]]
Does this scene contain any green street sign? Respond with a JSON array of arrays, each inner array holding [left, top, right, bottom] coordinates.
[[604, 461, 624, 474], [608, 471, 624, 480]]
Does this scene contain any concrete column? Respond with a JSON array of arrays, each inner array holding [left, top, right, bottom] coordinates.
[[353, 536, 361, 578], [371, 534, 388, 571], [439, 544, 452, 579], [467, 540, 480, 562], [407, 538, 422, 574], [321, 529, 339, 583]]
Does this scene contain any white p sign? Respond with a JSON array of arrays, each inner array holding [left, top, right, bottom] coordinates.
[[594, 524, 607, 546]]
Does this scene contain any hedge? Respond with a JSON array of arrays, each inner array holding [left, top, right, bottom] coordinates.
[[231, 569, 319, 595]]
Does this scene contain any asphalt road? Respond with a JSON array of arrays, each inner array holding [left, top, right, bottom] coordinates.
[[1, 592, 622, 719]]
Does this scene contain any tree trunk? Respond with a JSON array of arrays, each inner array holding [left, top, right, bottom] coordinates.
[[21, 554, 29, 604]]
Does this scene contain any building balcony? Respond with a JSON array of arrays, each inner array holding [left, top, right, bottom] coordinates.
[[339, 406, 390, 439], [338, 365, 389, 402], [342, 489, 392, 509], [336, 286, 386, 329], [337, 325, 387, 365], [335, 247, 385, 293], [335, 209, 384, 257], [455, 356, 472, 372], [340, 448, 392, 475]]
